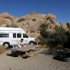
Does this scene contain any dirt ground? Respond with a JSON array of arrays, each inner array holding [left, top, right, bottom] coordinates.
[[0, 49, 70, 70]]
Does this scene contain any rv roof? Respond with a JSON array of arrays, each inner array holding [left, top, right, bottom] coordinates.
[[0, 27, 24, 31]]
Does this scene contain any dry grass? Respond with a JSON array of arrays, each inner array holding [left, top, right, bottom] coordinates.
[[55, 44, 63, 50], [39, 44, 48, 48], [0, 46, 6, 54]]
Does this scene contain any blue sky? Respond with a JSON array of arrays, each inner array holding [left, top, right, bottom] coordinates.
[[0, 0, 70, 24]]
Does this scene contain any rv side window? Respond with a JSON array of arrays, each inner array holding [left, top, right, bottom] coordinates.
[[23, 33, 28, 38], [13, 33, 16, 38], [17, 33, 21, 38], [0, 33, 9, 38]]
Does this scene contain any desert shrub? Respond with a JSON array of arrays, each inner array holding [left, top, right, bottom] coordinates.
[[39, 37, 47, 45], [11, 24, 18, 28], [64, 31, 70, 49], [6, 24, 18, 28], [38, 23, 49, 44], [0, 46, 6, 54], [39, 23, 48, 29], [30, 30, 35, 33], [47, 27, 68, 48], [56, 44, 63, 50], [32, 18, 36, 21], [6, 24, 10, 27], [39, 44, 48, 48], [39, 23, 48, 38], [55, 27, 68, 46], [17, 18, 26, 22], [39, 23, 68, 49]]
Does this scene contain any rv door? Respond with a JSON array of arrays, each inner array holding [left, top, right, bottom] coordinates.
[[23, 33, 29, 44]]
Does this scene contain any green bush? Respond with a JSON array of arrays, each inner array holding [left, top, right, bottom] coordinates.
[[39, 23, 48, 30], [39, 37, 47, 45], [46, 26, 68, 48], [38, 23, 49, 44], [17, 18, 26, 22], [39, 23, 48, 38], [55, 27, 68, 46], [32, 18, 36, 21], [39, 23, 68, 49]]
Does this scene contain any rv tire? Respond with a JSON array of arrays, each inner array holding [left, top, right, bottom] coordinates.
[[3, 42, 10, 48], [29, 41, 35, 45]]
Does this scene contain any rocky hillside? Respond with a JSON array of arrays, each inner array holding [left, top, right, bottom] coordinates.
[[0, 12, 69, 38]]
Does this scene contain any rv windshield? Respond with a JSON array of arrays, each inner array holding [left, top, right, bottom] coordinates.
[[23, 33, 28, 38]]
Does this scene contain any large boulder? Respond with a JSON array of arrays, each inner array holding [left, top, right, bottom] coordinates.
[[62, 24, 69, 31], [48, 24, 55, 29], [0, 17, 7, 25], [49, 18, 61, 26], [0, 12, 10, 17], [47, 14, 56, 20], [28, 32, 40, 39], [0, 12, 16, 25], [30, 11, 36, 15], [46, 14, 61, 26]]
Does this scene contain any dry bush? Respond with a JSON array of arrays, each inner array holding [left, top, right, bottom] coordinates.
[[35, 38, 41, 45], [32, 18, 36, 21], [0, 46, 6, 54], [39, 44, 48, 48], [56, 44, 63, 50]]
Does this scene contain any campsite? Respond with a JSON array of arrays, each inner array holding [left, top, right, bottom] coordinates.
[[0, 45, 70, 70], [0, 0, 70, 70]]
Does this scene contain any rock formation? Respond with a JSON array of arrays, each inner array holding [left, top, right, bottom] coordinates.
[[0, 12, 69, 38]]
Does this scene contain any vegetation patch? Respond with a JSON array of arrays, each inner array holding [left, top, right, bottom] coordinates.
[[39, 44, 48, 48], [17, 18, 26, 22], [6, 24, 18, 28], [30, 30, 35, 33], [39, 23, 69, 49], [32, 18, 36, 21]]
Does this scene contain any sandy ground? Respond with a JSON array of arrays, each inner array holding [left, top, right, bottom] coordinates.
[[0, 49, 70, 70]]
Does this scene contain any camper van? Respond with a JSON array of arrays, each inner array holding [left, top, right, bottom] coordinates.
[[0, 27, 36, 48]]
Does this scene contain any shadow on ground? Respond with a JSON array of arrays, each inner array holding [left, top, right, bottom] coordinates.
[[39, 49, 64, 62], [53, 54, 64, 61], [6, 46, 13, 50], [7, 51, 30, 59], [7, 53, 19, 57], [40, 49, 58, 55]]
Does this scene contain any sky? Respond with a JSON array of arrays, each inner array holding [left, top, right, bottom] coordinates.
[[0, 0, 70, 24]]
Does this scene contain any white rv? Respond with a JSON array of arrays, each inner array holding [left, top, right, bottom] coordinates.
[[0, 27, 36, 48]]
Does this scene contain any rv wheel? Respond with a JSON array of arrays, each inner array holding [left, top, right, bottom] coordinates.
[[29, 41, 35, 45], [3, 42, 10, 48]]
